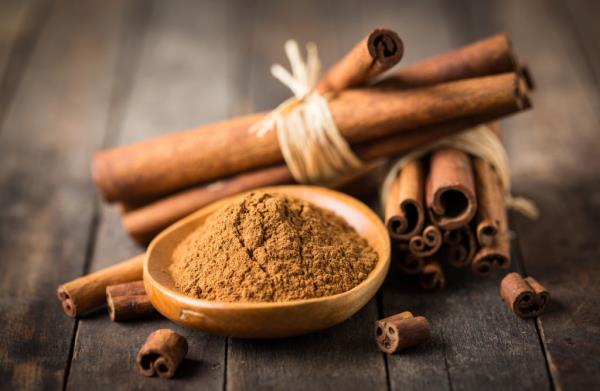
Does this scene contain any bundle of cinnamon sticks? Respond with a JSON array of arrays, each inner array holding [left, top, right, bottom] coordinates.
[[91, 30, 532, 244], [384, 123, 515, 289]]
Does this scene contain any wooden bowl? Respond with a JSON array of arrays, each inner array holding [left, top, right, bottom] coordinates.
[[144, 185, 390, 338]]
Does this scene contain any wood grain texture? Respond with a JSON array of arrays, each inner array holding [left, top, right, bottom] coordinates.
[[0, 0, 125, 388], [65, 1, 249, 389], [450, 0, 600, 389]]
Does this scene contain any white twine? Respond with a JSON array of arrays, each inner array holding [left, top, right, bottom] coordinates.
[[249, 40, 363, 184], [381, 125, 539, 219]]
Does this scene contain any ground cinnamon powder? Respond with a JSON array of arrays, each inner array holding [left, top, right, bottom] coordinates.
[[169, 192, 378, 302]]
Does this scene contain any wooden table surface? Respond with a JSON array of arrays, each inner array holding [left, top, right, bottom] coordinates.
[[1, 0, 599, 390]]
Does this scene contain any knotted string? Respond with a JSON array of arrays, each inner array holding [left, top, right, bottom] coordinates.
[[381, 125, 539, 219], [249, 40, 363, 184]]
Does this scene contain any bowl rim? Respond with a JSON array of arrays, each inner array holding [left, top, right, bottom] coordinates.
[[144, 185, 391, 311]]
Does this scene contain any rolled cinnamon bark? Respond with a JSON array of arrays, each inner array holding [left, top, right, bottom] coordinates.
[[385, 159, 425, 241], [500, 273, 550, 318], [136, 329, 188, 378], [379, 33, 517, 89], [426, 148, 477, 230], [375, 312, 430, 354], [317, 28, 403, 93], [408, 225, 442, 258], [396, 251, 424, 275], [419, 260, 446, 290], [474, 157, 506, 247], [472, 240, 510, 276], [94, 73, 529, 203], [106, 280, 156, 321], [443, 227, 477, 268], [57, 254, 144, 317]]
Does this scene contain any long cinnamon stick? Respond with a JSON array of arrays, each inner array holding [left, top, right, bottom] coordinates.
[[378, 33, 517, 89], [106, 280, 156, 321], [474, 157, 506, 246], [443, 227, 476, 268], [57, 254, 144, 317], [385, 159, 425, 241], [317, 28, 403, 93], [94, 73, 528, 203], [408, 225, 442, 258], [419, 260, 446, 290], [426, 148, 477, 230], [136, 329, 188, 378]]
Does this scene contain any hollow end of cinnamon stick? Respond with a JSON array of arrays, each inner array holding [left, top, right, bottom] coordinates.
[[397, 251, 423, 275], [519, 63, 535, 91], [419, 261, 446, 290], [375, 312, 431, 354], [136, 329, 188, 378], [409, 225, 442, 258], [57, 286, 77, 318], [476, 221, 499, 247], [367, 28, 404, 67], [500, 273, 549, 318]]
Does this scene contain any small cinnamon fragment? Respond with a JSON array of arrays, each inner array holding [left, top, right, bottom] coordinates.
[[106, 280, 156, 321], [500, 273, 550, 318], [136, 329, 188, 378], [419, 260, 446, 290], [57, 254, 144, 317], [426, 148, 477, 230], [317, 28, 403, 93], [375, 311, 431, 354], [385, 159, 425, 241], [408, 225, 442, 258]]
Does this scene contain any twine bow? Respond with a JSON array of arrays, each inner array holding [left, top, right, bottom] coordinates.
[[250, 40, 363, 184]]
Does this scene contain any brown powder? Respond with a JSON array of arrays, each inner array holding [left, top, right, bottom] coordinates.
[[169, 192, 378, 302]]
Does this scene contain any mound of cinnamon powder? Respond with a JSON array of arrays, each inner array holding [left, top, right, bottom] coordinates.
[[169, 192, 378, 302]]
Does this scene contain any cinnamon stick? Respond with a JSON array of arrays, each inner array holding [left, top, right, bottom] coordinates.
[[500, 273, 550, 318], [472, 242, 510, 276], [408, 225, 442, 258], [136, 329, 188, 378], [317, 28, 403, 93], [419, 260, 446, 290], [426, 148, 477, 230], [474, 157, 506, 247], [385, 159, 425, 241], [57, 254, 144, 317], [375, 311, 431, 353], [396, 251, 424, 275], [106, 280, 156, 321], [443, 227, 476, 268], [378, 33, 518, 89], [94, 73, 529, 203]]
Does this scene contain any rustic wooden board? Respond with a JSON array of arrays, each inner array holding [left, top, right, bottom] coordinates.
[[225, 1, 388, 389], [0, 0, 126, 388], [450, 0, 600, 389], [65, 1, 250, 389]]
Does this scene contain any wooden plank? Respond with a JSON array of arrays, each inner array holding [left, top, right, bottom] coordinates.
[[0, 1, 126, 389], [65, 1, 253, 389], [561, 0, 600, 87], [225, 1, 387, 389], [450, 0, 600, 389], [0, 0, 51, 129]]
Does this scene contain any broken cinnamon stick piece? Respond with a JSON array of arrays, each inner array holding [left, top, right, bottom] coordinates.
[[419, 260, 446, 290], [385, 159, 425, 241], [57, 254, 145, 317], [136, 329, 188, 378], [426, 148, 477, 230], [375, 312, 431, 354], [317, 28, 403, 93], [500, 273, 550, 318], [408, 225, 442, 258], [106, 281, 156, 321]]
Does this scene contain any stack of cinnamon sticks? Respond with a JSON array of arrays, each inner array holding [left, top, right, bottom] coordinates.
[[384, 124, 515, 289], [92, 30, 532, 245]]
